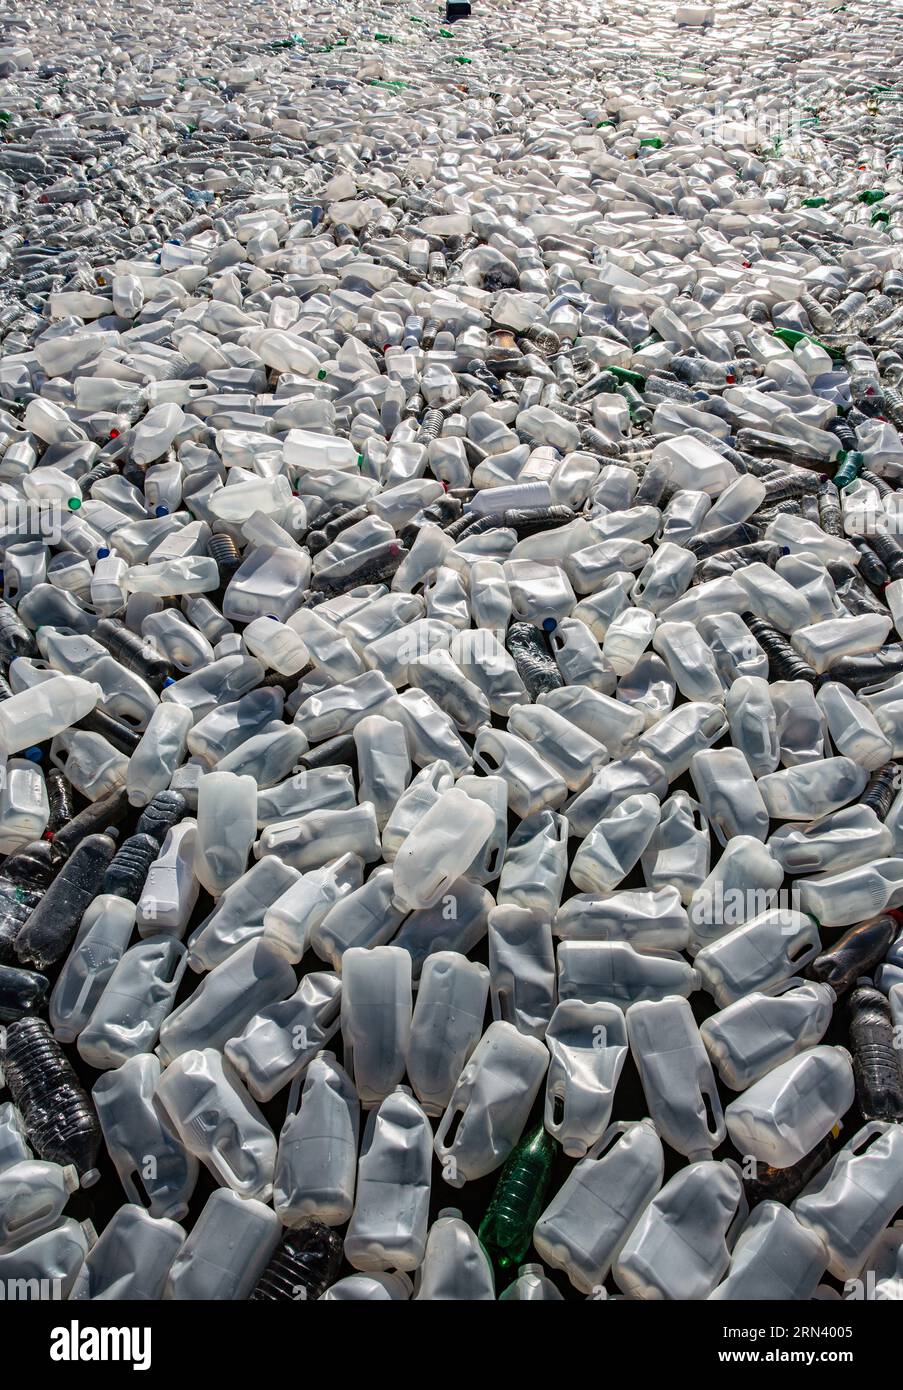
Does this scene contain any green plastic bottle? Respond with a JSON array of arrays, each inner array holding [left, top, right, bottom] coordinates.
[[858, 189, 886, 206], [604, 365, 646, 388], [478, 1125, 556, 1271], [834, 452, 865, 490], [618, 383, 652, 423], [772, 327, 839, 359]]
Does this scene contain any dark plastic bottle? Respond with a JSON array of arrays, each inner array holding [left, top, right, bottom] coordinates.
[[50, 783, 130, 858], [311, 541, 408, 597], [503, 506, 576, 539], [744, 1133, 834, 1209], [862, 764, 900, 820], [0, 598, 38, 663], [864, 527, 903, 582], [93, 616, 173, 689], [102, 832, 160, 902], [0, 838, 61, 965], [821, 645, 903, 693], [14, 829, 119, 971], [249, 1221, 344, 1301], [0, 963, 49, 1022], [76, 706, 142, 754], [847, 978, 903, 1123], [506, 622, 564, 700], [208, 531, 243, 586], [743, 615, 818, 684], [696, 541, 782, 582], [807, 913, 901, 996], [687, 521, 761, 560], [849, 536, 890, 592], [45, 767, 76, 835], [135, 790, 187, 845], [1, 1017, 102, 1184], [296, 732, 358, 772]]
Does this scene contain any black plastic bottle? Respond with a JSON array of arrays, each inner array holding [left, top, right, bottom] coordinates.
[[135, 789, 187, 845], [503, 506, 575, 539], [696, 541, 782, 582], [1, 1018, 102, 1184], [743, 615, 818, 684], [249, 1221, 344, 1301], [93, 616, 172, 689], [821, 645, 903, 694], [847, 978, 903, 1122], [0, 598, 38, 662], [807, 913, 901, 996], [50, 783, 130, 859], [102, 832, 160, 902], [0, 838, 61, 966], [14, 829, 119, 971], [506, 622, 564, 700], [297, 732, 358, 772], [76, 706, 142, 755], [0, 963, 49, 1023], [862, 764, 900, 821], [45, 767, 76, 835], [687, 520, 761, 561], [744, 1132, 834, 1209]]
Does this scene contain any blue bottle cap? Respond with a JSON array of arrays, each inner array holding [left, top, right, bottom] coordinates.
[[155, 505, 169, 517], [542, 617, 557, 632], [97, 547, 110, 559], [24, 747, 42, 762], [162, 676, 176, 688]]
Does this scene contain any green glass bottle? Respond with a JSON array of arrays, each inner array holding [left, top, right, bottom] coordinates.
[[478, 1125, 556, 1271]]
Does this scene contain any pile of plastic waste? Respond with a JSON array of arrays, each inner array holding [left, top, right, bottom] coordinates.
[[1, 0, 903, 1302]]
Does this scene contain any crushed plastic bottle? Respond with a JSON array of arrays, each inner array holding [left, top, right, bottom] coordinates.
[[2, 0, 903, 1310]]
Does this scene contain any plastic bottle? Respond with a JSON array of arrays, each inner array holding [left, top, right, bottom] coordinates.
[[165, 1190, 281, 1301], [614, 1161, 744, 1301], [1, 1017, 101, 1185], [274, 1052, 359, 1229], [628, 994, 725, 1160], [250, 1220, 344, 1302], [69, 1203, 184, 1301], [701, 981, 836, 1091], [435, 1021, 549, 1186], [415, 1209, 496, 1301], [344, 1087, 432, 1273], [92, 1054, 198, 1220], [154, 1047, 276, 1202], [14, 829, 119, 971], [725, 1046, 856, 1168], [847, 979, 903, 1122]]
